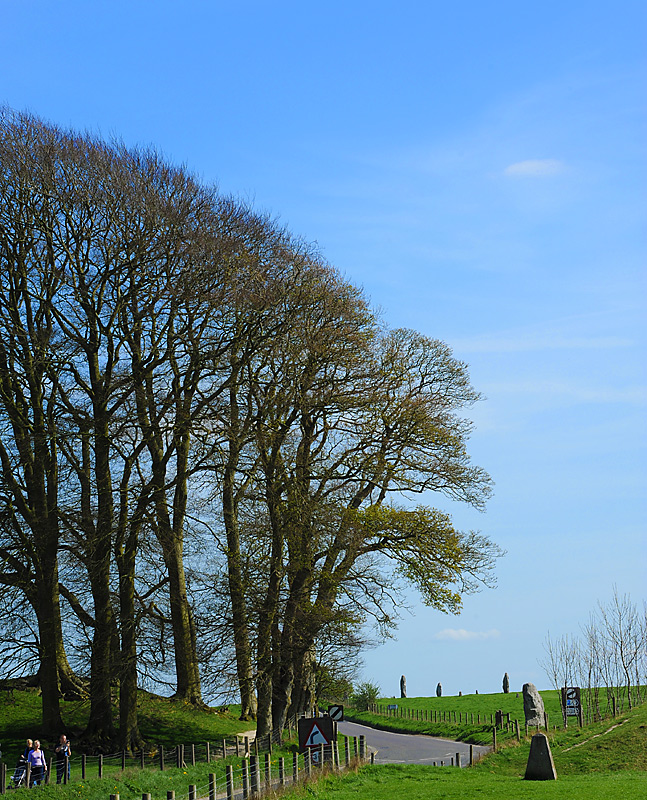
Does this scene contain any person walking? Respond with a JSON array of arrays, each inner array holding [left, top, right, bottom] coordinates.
[[27, 740, 47, 786], [55, 734, 72, 783]]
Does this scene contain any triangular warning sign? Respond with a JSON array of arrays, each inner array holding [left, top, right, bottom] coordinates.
[[305, 722, 329, 747]]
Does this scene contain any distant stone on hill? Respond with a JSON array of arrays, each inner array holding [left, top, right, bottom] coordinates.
[[523, 683, 545, 726], [400, 675, 407, 698]]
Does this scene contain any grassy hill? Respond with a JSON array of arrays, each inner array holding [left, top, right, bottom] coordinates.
[[0, 680, 250, 760], [1, 684, 644, 799], [290, 699, 647, 800]]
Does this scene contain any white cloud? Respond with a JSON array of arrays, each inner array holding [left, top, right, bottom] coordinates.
[[503, 159, 565, 177], [434, 628, 501, 641]]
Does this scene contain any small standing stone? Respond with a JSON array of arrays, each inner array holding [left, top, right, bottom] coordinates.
[[523, 683, 545, 727], [400, 675, 407, 698], [503, 672, 510, 693], [436, 683, 442, 697], [524, 732, 557, 780]]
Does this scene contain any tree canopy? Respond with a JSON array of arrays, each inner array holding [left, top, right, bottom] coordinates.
[[0, 108, 502, 749]]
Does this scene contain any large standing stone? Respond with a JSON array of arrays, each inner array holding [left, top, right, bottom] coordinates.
[[523, 682, 545, 727], [436, 682, 442, 697], [400, 675, 407, 698], [524, 732, 557, 780]]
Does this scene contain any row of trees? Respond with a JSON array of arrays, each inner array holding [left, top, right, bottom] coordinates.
[[0, 109, 501, 750], [540, 589, 647, 715]]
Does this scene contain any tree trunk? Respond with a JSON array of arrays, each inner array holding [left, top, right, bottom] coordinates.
[[34, 563, 65, 737]]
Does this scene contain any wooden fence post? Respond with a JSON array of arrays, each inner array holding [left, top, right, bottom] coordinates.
[[293, 751, 298, 783], [82, 753, 87, 779], [166, 792, 175, 800], [250, 755, 259, 795], [264, 752, 271, 786], [242, 758, 249, 799], [279, 756, 285, 786], [344, 736, 350, 766], [222, 739, 227, 760], [469, 745, 474, 766], [110, 794, 120, 800], [64, 755, 69, 784], [305, 749, 311, 776], [455, 752, 461, 767], [359, 736, 366, 760], [188, 785, 196, 800], [99, 754, 103, 778], [159, 746, 164, 771], [209, 773, 217, 800], [1, 761, 6, 795], [206, 741, 211, 762], [139, 749, 145, 769], [191, 744, 195, 766], [225, 767, 232, 800], [142, 794, 151, 800], [492, 728, 497, 752], [122, 750, 126, 770], [515, 719, 520, 741]]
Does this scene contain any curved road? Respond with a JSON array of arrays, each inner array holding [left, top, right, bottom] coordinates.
[[338, 720, 490, 767]]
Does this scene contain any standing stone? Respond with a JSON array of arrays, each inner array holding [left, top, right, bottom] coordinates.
[[524, 732, 557, 780], [523, 683, 545, 727], [436, 683, 442, 697], [502, 672, 510, 693], [400, 675, 407, 698]]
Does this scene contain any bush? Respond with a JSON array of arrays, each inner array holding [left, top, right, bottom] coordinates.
[[352, 681, 381, 711]]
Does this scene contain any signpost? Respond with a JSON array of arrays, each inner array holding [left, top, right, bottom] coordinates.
[[561, 687, 582, 726], [298, 716, 335, 765]]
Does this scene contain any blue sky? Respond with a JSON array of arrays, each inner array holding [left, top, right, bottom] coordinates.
[[2, 0, 645, 697]]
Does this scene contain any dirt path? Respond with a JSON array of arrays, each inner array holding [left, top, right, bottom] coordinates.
[[561, 718, 627, 752]]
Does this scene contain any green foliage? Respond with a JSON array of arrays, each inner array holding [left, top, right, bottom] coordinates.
[[352, 681, 382, 711], [315, 665, 353, 704]]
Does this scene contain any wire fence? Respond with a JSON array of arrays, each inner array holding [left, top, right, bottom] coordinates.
[[0, 716, 369, 799], [0, 735, 368, 799]]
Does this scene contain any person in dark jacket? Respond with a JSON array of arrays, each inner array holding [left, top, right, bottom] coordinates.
[[55, 734, 72, 783]]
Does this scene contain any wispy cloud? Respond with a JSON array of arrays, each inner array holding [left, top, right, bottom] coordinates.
[[504, 159, 565, 177], [434, 628, 501, 641]]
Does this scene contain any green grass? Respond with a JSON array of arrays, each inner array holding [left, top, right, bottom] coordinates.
[[0, 684, 252, 759], [2, 685, 645, 799], [286, 764, 647, 800], [345, 688, 634, 746]]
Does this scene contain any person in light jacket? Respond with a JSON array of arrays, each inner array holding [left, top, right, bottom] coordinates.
[[27, 739, 47, 786]]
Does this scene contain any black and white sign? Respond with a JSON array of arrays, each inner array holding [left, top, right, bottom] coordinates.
[[328, 704, 344, 721], [561, 686, 582, 717]]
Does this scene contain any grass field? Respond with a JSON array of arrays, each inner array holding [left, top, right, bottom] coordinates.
[[1, 684, 645, 799], [0, 685, 250, 758], [288, 764, 647, 800], [344, 687, 632, 745]]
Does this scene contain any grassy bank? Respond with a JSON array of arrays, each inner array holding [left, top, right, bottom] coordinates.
[[288, 700, 647, 799]]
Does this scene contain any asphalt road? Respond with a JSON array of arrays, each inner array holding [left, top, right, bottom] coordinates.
[[338, 720, 490, 767]]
